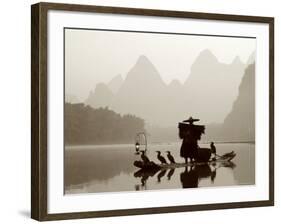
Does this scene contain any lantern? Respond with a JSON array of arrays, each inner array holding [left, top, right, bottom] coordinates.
[[135, 142, 140, 152], [134, 132, 147, 154]]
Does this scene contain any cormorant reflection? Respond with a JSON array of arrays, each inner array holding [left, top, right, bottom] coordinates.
[[157, 169, 167, 183], [134, 168, 159, 190], [211, 168, 216, 183], [134, 161, 235, 190], [209, 161, 236, 183], [167, 168, 175, 180], [134, 167, 175, 189]]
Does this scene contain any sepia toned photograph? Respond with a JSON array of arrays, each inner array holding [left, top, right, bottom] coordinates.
[[31, 3, 274, 220], [64, 28, 256, 194]]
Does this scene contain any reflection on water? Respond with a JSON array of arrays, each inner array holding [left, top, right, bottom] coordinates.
[[65, 142, 255, 194], [134, 162, 236, 190], [167, 168, 175, 180]]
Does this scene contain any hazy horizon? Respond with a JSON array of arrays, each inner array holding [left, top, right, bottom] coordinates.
[[65, 28, 256, 100]]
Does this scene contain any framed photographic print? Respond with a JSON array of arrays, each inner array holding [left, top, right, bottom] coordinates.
[[31, 2, 274, 221]]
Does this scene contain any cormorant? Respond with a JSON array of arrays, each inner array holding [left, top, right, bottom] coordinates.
[[140, 150, 150, 164], [156, 151, 167, 164], [210, 142, 216, 157], [166, 151, 176, 164]]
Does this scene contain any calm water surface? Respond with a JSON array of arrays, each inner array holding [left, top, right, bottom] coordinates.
[[64, 142, 255, 194]]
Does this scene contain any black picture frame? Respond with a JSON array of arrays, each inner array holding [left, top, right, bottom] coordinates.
[[31, 2, 274, 221]]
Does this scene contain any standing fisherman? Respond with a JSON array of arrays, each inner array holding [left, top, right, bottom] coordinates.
[[178, 117, 205, 164]]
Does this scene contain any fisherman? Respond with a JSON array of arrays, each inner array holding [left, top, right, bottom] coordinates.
[[180, 130, 198, 163], [179, 117, 204, 164]]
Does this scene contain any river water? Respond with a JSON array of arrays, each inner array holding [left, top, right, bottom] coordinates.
[[64, 142, 255, 194]]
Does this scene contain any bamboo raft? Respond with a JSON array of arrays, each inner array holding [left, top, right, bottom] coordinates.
[[134, 151, 236, 170]]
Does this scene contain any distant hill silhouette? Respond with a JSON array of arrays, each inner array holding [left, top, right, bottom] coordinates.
[[247, 52, 256, 65], [108, 74, 123, 94], [204, 63, 255, 142], [111, 55, 168, 125], [183, 50, 245, 123], [85, 51, 246, 127], [85, 83, 114, 108], [221, 63, 255, 141]]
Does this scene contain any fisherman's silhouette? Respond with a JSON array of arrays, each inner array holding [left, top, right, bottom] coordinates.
[[180, 132, 198, 163], [178, 117, 205, 163]]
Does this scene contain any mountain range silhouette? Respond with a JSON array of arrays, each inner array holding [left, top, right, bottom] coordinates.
[[84, 50, 249, 126], [67, 49, 255, 142]]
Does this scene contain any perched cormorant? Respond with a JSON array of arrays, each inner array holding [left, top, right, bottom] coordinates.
[[140, 150, 150, 164], [166, 151, 176, 164], [156, 151, 167, 164], [210, 142, 216, 155]]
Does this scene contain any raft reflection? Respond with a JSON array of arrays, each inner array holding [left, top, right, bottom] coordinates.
[[134, 161, 236, 190]]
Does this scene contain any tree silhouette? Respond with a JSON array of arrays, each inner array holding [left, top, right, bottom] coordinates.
[[65, 103, 145, 145]]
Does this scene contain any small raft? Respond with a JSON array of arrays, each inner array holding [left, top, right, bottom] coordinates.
[[134, 151, 236, 170]]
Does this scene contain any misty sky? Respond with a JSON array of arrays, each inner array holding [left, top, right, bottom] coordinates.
[[65, 29, 256, 100]]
